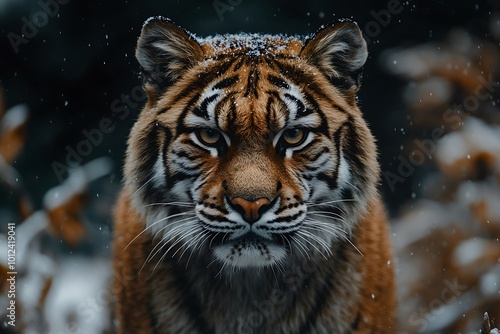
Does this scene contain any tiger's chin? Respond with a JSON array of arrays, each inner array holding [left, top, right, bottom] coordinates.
[[212, 240, 287, 268]]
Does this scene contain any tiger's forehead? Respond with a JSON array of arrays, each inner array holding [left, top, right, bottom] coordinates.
[[199, 34, 304, 58], [180, 58, 323, 141]]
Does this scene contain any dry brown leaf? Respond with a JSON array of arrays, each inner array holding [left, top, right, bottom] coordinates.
[[38, 277, 53, 311], [472, 200, 500, 235], [0, 105, 29, 163], [438, 152, 498, 183], [46, 192, 88, 247], [18, 194, 34, 221], [0, 263, 8, 291]]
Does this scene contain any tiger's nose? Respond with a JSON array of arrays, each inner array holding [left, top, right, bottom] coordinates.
[[230, 197, 271, 223]]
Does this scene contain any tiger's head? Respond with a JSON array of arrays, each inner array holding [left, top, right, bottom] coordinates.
[[125, 17, 379, 269]]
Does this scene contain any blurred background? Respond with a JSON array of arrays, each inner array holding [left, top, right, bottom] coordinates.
[[0, 0, 499, 332]]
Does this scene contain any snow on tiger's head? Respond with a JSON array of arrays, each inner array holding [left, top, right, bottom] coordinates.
[[123, 17, 379, 269]]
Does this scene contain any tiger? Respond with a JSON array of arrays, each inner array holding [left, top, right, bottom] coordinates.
[[113, 16, 397, 334]]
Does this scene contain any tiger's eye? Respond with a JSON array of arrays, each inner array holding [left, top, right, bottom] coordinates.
[[198, 128, 221, 145], [282, 128, 305, 146]]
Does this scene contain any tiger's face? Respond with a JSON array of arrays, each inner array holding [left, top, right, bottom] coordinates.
[[125, 18, 379, 269]]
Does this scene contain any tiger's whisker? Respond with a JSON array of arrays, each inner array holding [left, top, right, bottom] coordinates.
[[308, 211, 346, 221], [307, 199, 357, 207], [143, 223, 195, 269], [178, 229, 205, 262], [146, 202, 194, 208], [146, 221, 198, 267], [298, 229, 332, 256], [185, 232, 210, 268], [304, 219, 364, 257], [215, 260, 228, 279], [153, 226, 200, 272], [304, 219, 350, 237], [124, 211, 196, 250], [302, 223, 347, 240], [296, 231, 328, 260], [290, 235, 310, 259], [153, 215, 197, 240], [131, 175, 160, 198]]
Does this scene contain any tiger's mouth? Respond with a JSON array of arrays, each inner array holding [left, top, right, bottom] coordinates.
[[207, 229, 292, 249], [230, 233, 269, 244], [211, 240, 288, 268], [208, 230, 291, 268]]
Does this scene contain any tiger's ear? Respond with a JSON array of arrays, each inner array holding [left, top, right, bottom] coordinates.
[[136, 17, 204, 100], [300, 21, 368, 94]]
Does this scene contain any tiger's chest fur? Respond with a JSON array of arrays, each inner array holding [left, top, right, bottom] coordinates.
[[113, 17, 397, 334]]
